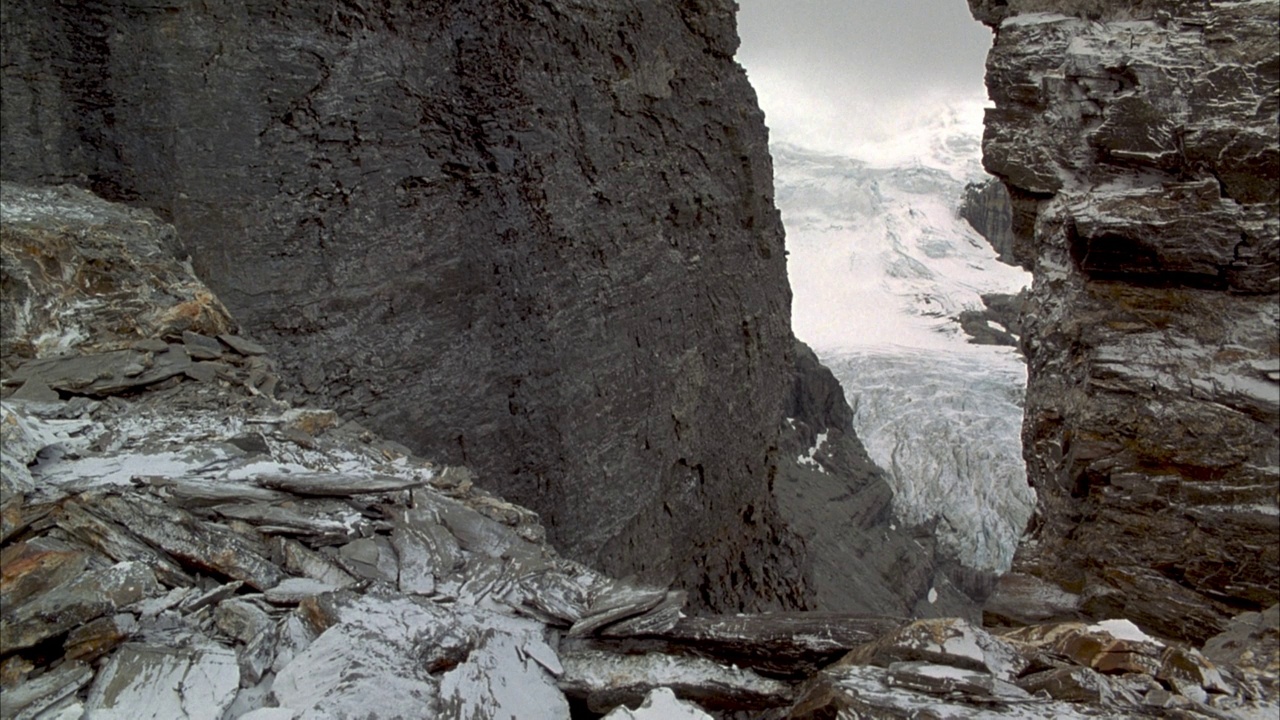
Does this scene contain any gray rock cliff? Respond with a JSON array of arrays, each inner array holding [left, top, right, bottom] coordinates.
[[960, 177, 1018, 266], [0, 0, 809, 610], [970, 0, 1279, 643]]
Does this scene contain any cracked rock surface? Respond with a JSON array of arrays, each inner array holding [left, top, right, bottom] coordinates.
[[970, 0, 1280, 643]]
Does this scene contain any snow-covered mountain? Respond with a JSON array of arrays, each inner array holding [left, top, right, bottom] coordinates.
[[774, 105, 1035, 573]]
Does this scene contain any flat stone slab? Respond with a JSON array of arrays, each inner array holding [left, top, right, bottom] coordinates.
[[90, 493, 284, 590], [211, 502, 353, 540], [83, 643, 240, 720], [559, 649, 792, 713], [254, 472, 425, 496], [264, 577, 341, 605], [181, 331, 224, 360], [0, 660, 93, 720], [1, 561, 158, 653], [217, 334, 268, 356]]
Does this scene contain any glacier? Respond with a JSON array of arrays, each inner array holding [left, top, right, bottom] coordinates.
[[774, 103, 1036, 573]]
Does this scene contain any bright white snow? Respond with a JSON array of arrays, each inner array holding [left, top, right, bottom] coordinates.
[[797, 431, 828, 472], [1089, 619, 1165, 647]]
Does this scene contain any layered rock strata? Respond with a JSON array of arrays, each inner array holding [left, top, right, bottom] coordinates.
[[0, 0, 805, 609], [0, 181, 797, 718], [961, 177, 1018, 266], [970, 0, 1280, 642]]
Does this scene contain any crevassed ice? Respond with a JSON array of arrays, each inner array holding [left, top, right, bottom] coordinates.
[[775, 106, 1035, 573]]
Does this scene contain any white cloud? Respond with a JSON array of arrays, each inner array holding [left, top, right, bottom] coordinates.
[[735, 0, 992, 156]]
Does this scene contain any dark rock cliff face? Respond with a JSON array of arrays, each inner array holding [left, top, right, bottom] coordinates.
[[0, 0, 807, 610], [960, 178, 1018, 266], [971, 0, 1280, 642]]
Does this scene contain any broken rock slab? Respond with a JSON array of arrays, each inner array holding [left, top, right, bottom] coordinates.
[[1203, 604, 1280, 698], [780, 663, 1094, 720], [0, 660, 93, 720], [1001, 619, 1167, 677], [0, 537, 90, 610], [437, 619, 569, 720], [273, 537, 357, 588], [568, 582, 670, 637], [64, 613, 139, 663], [53, 499, 194, 588], [841, 617, 1028, 681], [263, 577, 342, 605], [1017, 666, 1119, 705], [272, 591, 568, 719], [88, 493, 284, 590], [885, 661, 1032, 702], [1, 561, 159, 654], [559, 648, 793, 714], [181, 331, 225, 361], [647, 611, 905, 678], [83, 643, 240, 720], [255, 471, 425, 497], [4, 348, 195, 398]]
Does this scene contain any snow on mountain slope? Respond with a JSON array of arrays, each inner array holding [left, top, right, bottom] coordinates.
[[774, 104, 1035, 572]]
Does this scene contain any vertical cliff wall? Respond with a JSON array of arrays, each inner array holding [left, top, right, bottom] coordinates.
[[0, 0, 809, 610], [970, 0, 1279, 641], [960, 178, 1018, 266]]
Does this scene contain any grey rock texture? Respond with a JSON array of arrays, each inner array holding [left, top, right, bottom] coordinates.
[[971, 0, 1280, 642], [960, 178, 1018, 266], [0, 184, 235, 363], [0, 0, 804, 610], [956, 292, 1027, 347]]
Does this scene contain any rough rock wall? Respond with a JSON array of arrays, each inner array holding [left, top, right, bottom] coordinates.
[[0, 0, 806, 610], [960, 178, 1018, 266], [971, 0, 1280, 642]]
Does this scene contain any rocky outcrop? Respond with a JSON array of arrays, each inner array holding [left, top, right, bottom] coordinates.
[[0, 0, 805, 610], [956, 291, 1027, 347], [971, 0, 1280, 642], [961, 178, 1018, 266]]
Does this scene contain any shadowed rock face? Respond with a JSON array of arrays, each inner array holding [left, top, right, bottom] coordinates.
[[960, 178, 1017, 267], [971, 0, 1280, 642], [0, 0, 805, 610]]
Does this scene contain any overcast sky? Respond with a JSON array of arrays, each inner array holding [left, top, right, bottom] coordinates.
[[735, 0, 994, 155]]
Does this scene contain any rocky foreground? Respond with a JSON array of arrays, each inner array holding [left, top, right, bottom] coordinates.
[[2, 185, 1279, 718]]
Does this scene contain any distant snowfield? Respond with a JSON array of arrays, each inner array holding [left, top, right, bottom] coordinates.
[[773, 102, 1036, 572]]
